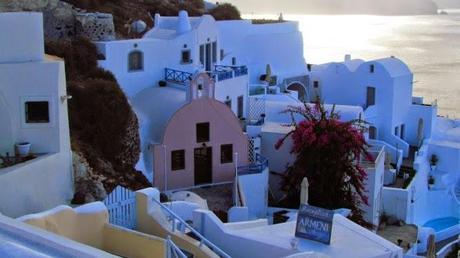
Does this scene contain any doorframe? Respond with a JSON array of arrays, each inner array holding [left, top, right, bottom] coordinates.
[[194, 146, 213, 185]]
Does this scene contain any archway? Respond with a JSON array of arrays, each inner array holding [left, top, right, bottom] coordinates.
[[287, 82, 307, 102]]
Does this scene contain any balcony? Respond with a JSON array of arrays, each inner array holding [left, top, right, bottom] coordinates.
[[212, 65, 248, 82], [238, 154, 268, 176], [165, 65, 248, 85], [164, 68, 193, 85]]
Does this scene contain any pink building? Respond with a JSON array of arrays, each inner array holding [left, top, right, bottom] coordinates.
[[134, 73, 249, 191]]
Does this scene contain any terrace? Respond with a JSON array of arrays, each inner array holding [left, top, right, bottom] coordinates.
[[164, 65, 248, 85]]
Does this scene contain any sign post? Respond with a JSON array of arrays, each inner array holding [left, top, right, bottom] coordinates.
[[295, 204, 334, 245]]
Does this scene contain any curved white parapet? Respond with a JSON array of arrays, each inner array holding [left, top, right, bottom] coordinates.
[[0, 12, 44, 63], [170, 191, 209, 210]]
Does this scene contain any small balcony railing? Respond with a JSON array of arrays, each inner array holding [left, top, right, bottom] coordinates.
[[238, 154, 268, 176], [213, 65, 248, 82], [165, 68, 193, 85]]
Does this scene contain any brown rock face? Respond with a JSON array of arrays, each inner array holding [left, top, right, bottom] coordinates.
[[45, 38, 151, 204]]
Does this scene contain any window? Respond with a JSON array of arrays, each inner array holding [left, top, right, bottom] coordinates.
[[25, 101, 49, 123], [394, 126, 399, 136], [366, 87, 376, 108], [196, 122, 210, 143], [313, 81, 319, 88], [181, 50, 192, 64], [212, 42, 217, 64], [400, 124, 405, 140], [370, 64, 375, 73], [221, 144, 233, 164], [128, 50, 143, 71], [171, 150, 185, 171], [225, 99, 232, 109], [199, 45, 205, 65], [220, 49, 224, 61], [232, 57, 236, 66], [369, 126, 377, 140], [237, 96, 244, 118]]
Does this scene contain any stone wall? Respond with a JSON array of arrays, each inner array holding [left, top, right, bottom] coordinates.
[[75, 12, 115, 41], [0, 0, 115, 41]]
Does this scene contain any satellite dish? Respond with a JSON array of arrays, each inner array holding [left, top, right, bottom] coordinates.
[[131, 20, 147, 34]]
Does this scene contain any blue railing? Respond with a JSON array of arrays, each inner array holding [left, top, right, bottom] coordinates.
[[238, 154, 268, 176], [165, 68, 193, 85], [213, 65, 248, 82]]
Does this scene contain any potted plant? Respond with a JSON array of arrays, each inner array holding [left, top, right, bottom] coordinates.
[[158, 80, 167, 87], [16, 142, 31, 157], [430, 154, 438, 171]]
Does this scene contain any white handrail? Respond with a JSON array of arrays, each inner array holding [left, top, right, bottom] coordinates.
[[152, 197, 231, 258], [166, 235, 188, 258]]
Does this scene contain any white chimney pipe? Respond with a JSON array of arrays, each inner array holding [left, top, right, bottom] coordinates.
[[345, 54, 351, 62], [177, 10, 191, 34], [154, 13, 161, 28]]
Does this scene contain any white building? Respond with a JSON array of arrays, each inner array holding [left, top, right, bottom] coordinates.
[[96, 11, 249, 118], [0, 12, 73, 217], [310, 56, 438, 157]]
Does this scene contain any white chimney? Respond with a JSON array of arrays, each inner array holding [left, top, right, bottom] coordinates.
[[154, 13, 161, 28], [344, 54, 351, 62], [177, 10, 191, 34]]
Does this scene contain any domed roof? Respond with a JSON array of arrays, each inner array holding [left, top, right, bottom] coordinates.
[[132, 86, 187, 143]]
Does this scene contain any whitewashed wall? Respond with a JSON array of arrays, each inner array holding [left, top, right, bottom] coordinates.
[[0, 12, 44, 63]]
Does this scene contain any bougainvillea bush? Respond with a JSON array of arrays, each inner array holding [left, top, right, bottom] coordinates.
[[275, 101, 372, 227]]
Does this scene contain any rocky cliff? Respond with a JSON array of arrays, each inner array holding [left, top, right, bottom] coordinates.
[[45, 38, 151, 203]]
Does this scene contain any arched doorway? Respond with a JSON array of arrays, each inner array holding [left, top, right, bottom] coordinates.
[[417, 119, 424, 147], [369, 126, 377, 140], [287, 83, 307, 102]]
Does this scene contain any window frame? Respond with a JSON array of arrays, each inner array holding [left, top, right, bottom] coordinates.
[[171, 149, 186, 171], [21, 96, 55, 129], [220, 144, 233, 164], [181, 49, 192, 64], [237, 95, 244, 118], [196, 122, 210, 143], [128, 50, 144, 72], [313, 81, 319, 88]]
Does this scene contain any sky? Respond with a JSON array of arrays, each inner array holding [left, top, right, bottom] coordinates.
[[222, 0, 458, 14]]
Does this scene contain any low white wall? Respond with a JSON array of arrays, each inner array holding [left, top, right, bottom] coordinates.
[[0, 12, 44, 63], [261, 131, 294, 174], [382, 187, 410, 222], [193, 209, 294, 258], [238, 167, 269, 218], [164, 201, 201, 222], [0, 153, 74, 218]]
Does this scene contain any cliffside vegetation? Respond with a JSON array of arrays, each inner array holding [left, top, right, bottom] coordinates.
[[46, 38, 151, 203]]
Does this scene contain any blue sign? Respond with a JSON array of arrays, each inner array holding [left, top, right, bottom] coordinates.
[[295, 204, 334, 245]]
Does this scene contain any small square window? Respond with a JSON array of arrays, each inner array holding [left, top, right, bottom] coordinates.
[[25, 101, 49, 123], [370, 64, 375, 73], [182, 50, 191, 64], [196, 122, 210, 143], [171, 150, 185, 171], [221, 144, 233, 164], [313, 81, 319, 88]]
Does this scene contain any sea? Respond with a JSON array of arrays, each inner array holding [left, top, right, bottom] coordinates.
[[245, 11, 460, 118]]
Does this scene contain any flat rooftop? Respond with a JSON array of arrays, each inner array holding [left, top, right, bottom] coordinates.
[[231, 215, 402, 258]]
